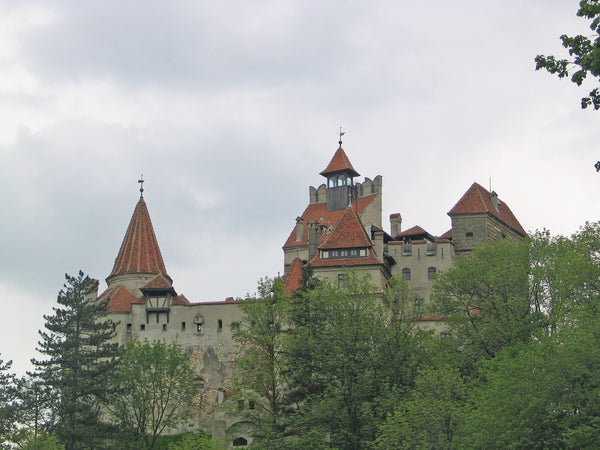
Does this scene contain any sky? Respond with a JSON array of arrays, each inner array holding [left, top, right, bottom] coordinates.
[[1, 0, 599, 375]]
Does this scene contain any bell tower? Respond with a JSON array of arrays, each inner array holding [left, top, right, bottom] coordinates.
[[320, 137, 360, 212]]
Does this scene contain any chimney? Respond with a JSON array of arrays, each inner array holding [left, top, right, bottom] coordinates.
[[307, 220, 321, 260], [390, 213, 402, 238], [374, 231, 384, 259], [490, 191, 499, 211], [295, 217, 304, 241]]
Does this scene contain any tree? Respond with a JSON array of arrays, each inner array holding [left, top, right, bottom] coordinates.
[[535, 0, 600, 110], [432, 238, 533, 365], [375, 364, 468, 450], [31, 271, 121, 449], [109, 340, 199, 449], [230, 277, 290, 447], [7, 375, 57, 448], [284, 273, 424, 450], [0, 355, 17, 445]]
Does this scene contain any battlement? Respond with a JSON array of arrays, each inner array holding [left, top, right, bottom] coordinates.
[[309, 175, 382, 204]]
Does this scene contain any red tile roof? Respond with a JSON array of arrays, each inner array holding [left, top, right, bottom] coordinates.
[[319, 207, 372, 249], [319, 146, 360, 177], [108, 198, 171, 279], [439, 229, 453, 239], [283, 257, 304, 294], [98, 286, 137, 313], [283, 194, 378, 249], [448, 182, 526, 236], [141, 274, 174, 291], [397, 225, 427, 237]]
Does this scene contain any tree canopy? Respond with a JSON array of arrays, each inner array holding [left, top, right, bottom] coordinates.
[[536, 0, 600, 110]]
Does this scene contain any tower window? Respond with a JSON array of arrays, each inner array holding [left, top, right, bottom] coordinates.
[[428, 267, 437, 280], [181, 322, 186, 331], [218, 319, 223, 331]]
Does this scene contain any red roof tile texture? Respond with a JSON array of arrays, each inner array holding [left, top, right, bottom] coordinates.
[[398, 225, 427, 237], [448, 182, 526, 236], [319, 146, 360, 177], [283, 257, 304, 294], [319, 207, 373, 249], [141, 274, 173, 291], [283, 194, 378, 249], [109, 198, 170, 278], [98, 286, 137, 313]]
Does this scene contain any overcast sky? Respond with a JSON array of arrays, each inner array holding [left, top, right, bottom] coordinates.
[[1, 0, 598, 375]]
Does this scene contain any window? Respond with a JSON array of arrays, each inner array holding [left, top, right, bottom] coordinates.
[[181, 322, 186, 331], [233, 437, 248, 447], [402, 268, 411, 281], [196, 323, 202, 332], [126, 323, 132, 332], [403, 242, 412, 256], [426, 242, 437, 255], [249, 400, 255, 410], [466, 232, 474, 238], [338, 273, 348, 288], [218, 319, 223, 331], [440, 332, 450, 339], [140, 324, 145, 331], [414, 299, 423, 313], [162, 324, 167, 331], [428, 267, 437, 280]]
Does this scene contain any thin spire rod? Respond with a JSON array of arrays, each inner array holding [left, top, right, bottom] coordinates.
[[339, 126, 345, 146], [138, 174, 144, 199]]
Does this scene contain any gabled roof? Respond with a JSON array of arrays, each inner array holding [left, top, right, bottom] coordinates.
[[283, 257, 304, 294], [448, 182, 526, 236], [141, 274, 175, 292], [397, 225, 427, 237], [320, 146, 360, 177], [108, 198, 171, 280], [319, 207, 372, 249], [283, 193, 378, 249]]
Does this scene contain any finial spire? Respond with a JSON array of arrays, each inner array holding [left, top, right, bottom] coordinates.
[[138, 174, 144, 199], [339, 126, 345, 147]]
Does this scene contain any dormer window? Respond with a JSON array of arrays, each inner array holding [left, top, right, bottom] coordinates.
[[323, 248, 366, 259]]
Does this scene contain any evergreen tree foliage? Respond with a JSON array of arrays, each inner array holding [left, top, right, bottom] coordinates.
[[536, 0, 600, 109], [0, 355, 17, 447], [109, 340, 199, 449], [31, 271, 121, 449]]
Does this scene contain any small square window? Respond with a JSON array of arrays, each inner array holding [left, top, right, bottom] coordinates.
[[140, 324, 145, 331], [162, 324, 167, 331], [126, 323, 132, 332]]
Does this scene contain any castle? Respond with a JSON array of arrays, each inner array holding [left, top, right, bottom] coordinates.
[[94, 142, 525, 446]]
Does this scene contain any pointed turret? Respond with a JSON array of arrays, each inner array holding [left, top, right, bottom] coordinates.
[[321, 145, 360, 212], [106, 196, 172, 290]]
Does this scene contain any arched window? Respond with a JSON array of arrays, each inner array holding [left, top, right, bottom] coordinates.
[[428, 267, 437, 280], [233, 437, 248, 447], [402, 268, 411, 281]]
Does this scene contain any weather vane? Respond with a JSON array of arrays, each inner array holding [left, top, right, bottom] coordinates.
[[339, 126, 345, 146], [138, 174, 144, 199]]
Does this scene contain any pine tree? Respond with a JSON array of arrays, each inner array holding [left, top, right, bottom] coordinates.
[[32, 271, 122, 449]]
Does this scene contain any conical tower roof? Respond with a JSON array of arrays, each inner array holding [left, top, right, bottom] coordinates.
[[107, 198, 170, 281], [320, 146, 360, 177]]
